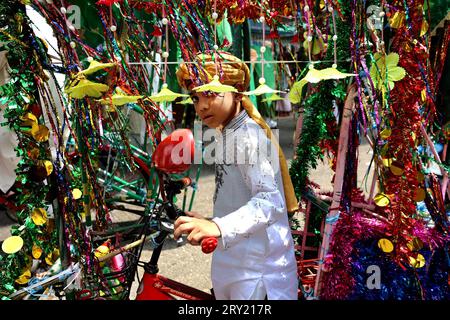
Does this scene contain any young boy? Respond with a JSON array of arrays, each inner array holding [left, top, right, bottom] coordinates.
[[174, 52, 299, 300]]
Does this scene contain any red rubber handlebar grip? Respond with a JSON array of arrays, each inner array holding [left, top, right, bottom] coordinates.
[[181, 177, 192, 188], [201, 237, 218, 254]]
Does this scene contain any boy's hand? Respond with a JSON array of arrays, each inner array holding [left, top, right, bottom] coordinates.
[[174, 213, 221, 246], [184, 211, 204, 219]]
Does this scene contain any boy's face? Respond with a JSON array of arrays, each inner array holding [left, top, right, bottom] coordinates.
[[190, 91, 242, 129]]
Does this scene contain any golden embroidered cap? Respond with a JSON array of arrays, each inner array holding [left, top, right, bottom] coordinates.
[[176, 51, 250, 91]]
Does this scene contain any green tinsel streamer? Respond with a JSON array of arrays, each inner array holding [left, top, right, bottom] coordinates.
[[0, 1, 59, 297], [289, 0, 352, 253], [289, 0, 352, 198]]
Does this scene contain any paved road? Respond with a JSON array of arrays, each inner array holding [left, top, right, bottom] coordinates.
[[0, 210, 14, 241]]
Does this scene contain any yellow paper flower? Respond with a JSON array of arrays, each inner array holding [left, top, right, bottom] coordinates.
[[299, 67, 356, 84], [382, 158, 393, 167], [179, 97, 193, 105], [97, 94, 144, 106], [94, 245, 110, 259], [31, 208, 48, 226], [289, 66, 356, 104], [37, 160, 53, 176], [65, 78, 110, 99], [192, 75, 238, 93], [242, 78, 280, 96], [262, 93, 285, 102], [149, 83, 189, 102], [390, 161, 404, 176], [80, 60, 116, 76], [19, 113, 50, 142], [370, 52, 406, 91], [289, 78, 308, 104]]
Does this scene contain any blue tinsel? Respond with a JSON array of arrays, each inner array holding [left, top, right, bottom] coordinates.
[[348, 239, 450, 300]]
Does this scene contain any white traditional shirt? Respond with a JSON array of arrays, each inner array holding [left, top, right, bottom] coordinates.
[[211, 110, 298, 300]]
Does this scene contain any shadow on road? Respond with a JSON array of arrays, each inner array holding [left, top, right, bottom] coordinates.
[[0, 210, 15, 241]]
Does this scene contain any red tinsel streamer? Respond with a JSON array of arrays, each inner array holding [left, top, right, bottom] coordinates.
[[97, 0, 122, 6], [432, 22, 450, 96], [319, 119, 339, 173], [386, 1, 432, 266]]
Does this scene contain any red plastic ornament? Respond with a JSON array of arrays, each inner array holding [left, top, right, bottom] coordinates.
[[152, 129, 194, 174]]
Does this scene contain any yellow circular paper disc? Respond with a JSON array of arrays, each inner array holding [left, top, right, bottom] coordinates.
[[390, 162, 404, 176], [32, 125, 50, 142], [2, 236, 24, 254], [414, 188, 426, 202], [417, 172, 425, 183], [382, 158, 393, 167], [378, 238, 394, 253], [380, 143, 389, 157], [374, 193, 390, 207], [380, 128, 392, 139], [407, 238, 424, 252], [32, 244, 43, 259], [31, 208, 48, 226], [42, 160, 53, 176], [45, 252, 53, 265], [421, 89, 426, 102], [72, 189, 82, 200], [409, 254, 425, 268], [20, 113, 38, 126], [29, 148, 40, 160], [45, 249, 60, 266]]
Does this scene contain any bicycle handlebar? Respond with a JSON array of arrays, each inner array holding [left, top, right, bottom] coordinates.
[[176, 211, 217, 254], [164, 176, 217, 254], [94, 176, 217, 265]]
